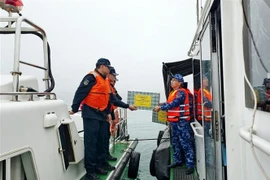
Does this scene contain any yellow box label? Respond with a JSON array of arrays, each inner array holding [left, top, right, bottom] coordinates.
[[134, 94, 152, 108], [158, 111, 167, 123]]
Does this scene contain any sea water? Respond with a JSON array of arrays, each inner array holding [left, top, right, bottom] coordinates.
[[122, 110, 166, 180]]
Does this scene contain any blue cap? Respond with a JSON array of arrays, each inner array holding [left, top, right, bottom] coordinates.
[[172, 74, 184, 83], [96, 58, 112, 68], [109, 67, 119, 81], [109, 67, 119, 76]]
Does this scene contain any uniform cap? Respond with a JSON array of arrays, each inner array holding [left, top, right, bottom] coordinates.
[[172, 74, 184, 83], [109, 67, 119, 81], [96, 58, 112, 68], [109, 67, 119, 76]]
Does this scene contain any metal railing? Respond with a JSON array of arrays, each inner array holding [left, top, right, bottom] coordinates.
[[0, 92, 57, 101], [111, 108, 128, 153], [0, 14, 54, 101], [239, 126, 270, 156]]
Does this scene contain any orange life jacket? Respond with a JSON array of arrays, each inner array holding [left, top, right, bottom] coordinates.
[[203, 89, 212, 121], [197, 88, 212, 121], [83, 71, 110, 111], [196, 89, 202, 121], [167, 88, 190, 122], [185, 88, 194, 119], [107, 78, 118, 110]]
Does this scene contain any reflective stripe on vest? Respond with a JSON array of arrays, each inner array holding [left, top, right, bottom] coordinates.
[[166, 88, 190, 122], [203, 89, 212, 121], [83, 71, 110, 111], [194, 89, 202, 121]]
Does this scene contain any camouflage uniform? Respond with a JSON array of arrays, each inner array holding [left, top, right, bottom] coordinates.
[[161, 90, 195, 168]]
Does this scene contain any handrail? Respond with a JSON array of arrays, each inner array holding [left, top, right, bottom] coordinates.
[[111, 108, 128, 152], [191, 121, 204, 138], [188, 0, 214, 57], [0, 92, 57, 100], [239, 126, 270, 156], [0, 16, 51, 101]]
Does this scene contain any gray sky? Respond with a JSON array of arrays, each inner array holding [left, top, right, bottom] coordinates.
[[1, 0, 197, 106]]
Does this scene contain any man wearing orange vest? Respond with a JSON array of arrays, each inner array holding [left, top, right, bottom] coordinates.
[[196, 75, 212, 125], [104, 67, 122, 162], [69, 58, 136, 180], [198, 75, 214, 169], [153, 74, 195, 175]]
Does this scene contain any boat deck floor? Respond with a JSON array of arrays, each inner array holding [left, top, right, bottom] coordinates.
[[170, 147, 199, 180], [172, 166, 196, 180], [81, 142, 130, 180]]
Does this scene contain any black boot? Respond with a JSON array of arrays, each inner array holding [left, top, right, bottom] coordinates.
[[102, 162, 116, 171], [95, 167, 108, 175], [107, 154, 117, 161], [85, 173, 101, 180], [186, 167, 194, 175]]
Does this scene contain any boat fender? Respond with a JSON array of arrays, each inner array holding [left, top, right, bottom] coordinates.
[[128, 151, 141, 179], [157, 130, 164, 146], [149, 149, 157, 176]]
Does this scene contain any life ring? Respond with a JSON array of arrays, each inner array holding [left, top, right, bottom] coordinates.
[[149, 149, 156, 176], [110, 109, 119, 136], [128, 151, 141, 179]]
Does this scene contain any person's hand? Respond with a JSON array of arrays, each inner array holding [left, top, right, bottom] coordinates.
[[111, 120, 116, 126], [153, 106, 161, 112], [107, 114, 112, 122], [69, 111, 75, 115], [128, 105, 137, 111]]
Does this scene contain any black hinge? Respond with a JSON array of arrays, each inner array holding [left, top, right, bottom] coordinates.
[[214, 110, 220, 141]]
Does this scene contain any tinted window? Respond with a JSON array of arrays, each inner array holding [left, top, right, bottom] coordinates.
[[243, 0, 270, 112]]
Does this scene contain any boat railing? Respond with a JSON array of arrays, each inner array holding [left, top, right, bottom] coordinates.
[[239, 126, 270, 156], [111, 108, 128, 153], [0, 92, 57, 101], [0, 14, 54, 101]]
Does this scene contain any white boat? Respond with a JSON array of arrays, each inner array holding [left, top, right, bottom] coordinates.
[[0, 1, 139, 180]]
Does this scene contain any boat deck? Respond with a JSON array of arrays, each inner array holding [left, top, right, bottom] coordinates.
[[170, 147, 199, 180], [80, 142, 130, 180], [171, 167, 197, 180]]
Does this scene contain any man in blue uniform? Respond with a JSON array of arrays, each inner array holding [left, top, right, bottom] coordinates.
[[154, 74, 195, 175], [70, 58, 136, 180], [104, 67, 125, 162]]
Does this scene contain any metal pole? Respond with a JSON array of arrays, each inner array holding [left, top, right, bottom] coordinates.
[[42, 33, 50, 91], [12, 16, 23, 101]]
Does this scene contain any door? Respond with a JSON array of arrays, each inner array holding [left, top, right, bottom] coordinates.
[[197, 10, 224, 180], [200, 18, 216, 180], [210, 8, 225, 180]]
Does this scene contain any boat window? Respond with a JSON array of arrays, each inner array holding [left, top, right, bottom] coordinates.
[[243, 0, 270, 113]]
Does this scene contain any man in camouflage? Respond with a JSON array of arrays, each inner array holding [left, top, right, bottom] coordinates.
[[154, 74, 195, 175]]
